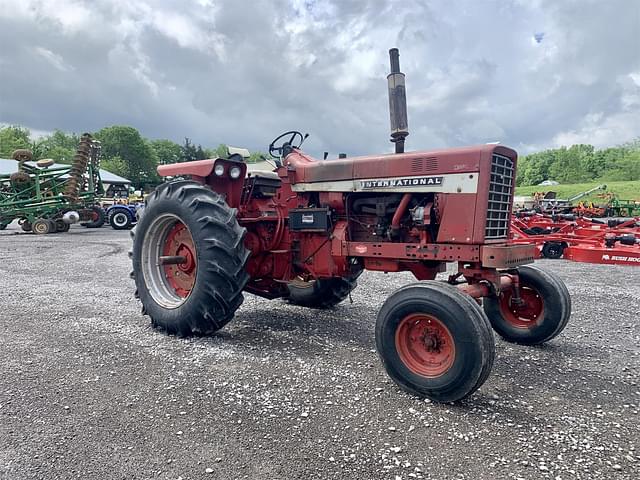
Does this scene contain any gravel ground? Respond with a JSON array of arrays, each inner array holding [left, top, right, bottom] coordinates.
[[0, 223, 638, 480]]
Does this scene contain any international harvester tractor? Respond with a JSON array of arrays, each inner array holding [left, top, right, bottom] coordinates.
[[131, 50, 571, 402]]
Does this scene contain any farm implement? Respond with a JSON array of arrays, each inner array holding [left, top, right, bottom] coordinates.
[[0, 134, 105, 233], [510, 213, 640, 265], [130, 49, 572, 403], [520, 185, 639, 218]]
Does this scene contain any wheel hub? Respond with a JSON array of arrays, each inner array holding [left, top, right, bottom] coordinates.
[[420, 329, 443, 351], [500, 286, 544, 328], [162, 222, 196, 298], [395, 314, 455, 378]]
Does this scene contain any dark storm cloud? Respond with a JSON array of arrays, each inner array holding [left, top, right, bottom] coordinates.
[[0, 0, 638, 157]]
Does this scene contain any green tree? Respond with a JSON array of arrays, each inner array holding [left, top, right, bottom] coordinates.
[[214, 143, 228, 158], [101, 155, 128, 179], [0, 125, 31, 158], [95, 125, 158, 187], [518, 139, 640, 186], [150, 139, 182, 165], [181, 137, 198, 163], [33, 129, 80, 164]]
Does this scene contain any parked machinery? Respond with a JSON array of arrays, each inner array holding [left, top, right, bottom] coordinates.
[[130, 49, 571, 402], [510, 213, 640, 265], [0, 134, 105, 233], [106, 203, 141, 230]]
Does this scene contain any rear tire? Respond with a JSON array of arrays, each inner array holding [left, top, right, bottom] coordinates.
[[132, 181, 250, 336], [483, 265, 571, 345], [82, 206, 105, 228], [376, 281, 495, 403], [287, 276, 359, 308]]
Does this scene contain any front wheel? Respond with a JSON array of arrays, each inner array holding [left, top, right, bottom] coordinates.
[[109, 209, 133, 230], [483, 265, 571, 345], [132, 181, 250, 336], [376, 281, 495, 403]]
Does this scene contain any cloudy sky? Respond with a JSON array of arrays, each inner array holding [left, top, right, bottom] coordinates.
[[0, 0, 638, 157]]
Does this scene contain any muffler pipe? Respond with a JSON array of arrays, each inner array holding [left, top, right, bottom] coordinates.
[[387, 48, 409, 154]]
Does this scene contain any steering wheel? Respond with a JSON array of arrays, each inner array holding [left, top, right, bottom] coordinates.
[[268, 130, 305, 158]]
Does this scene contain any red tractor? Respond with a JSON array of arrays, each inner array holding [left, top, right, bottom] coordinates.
[[131, 49, 570, 402]]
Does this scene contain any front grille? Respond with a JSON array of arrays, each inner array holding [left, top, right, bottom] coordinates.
[[485, 154, 514, 240]]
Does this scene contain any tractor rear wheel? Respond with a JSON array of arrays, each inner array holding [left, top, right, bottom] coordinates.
[[131, 181, 250, 336], [109, 209, 133, 230], [81, 206, 105, 228], [483, 265, 571, 345], [376, 281, 495, 403], [287, 275, 359, 308]]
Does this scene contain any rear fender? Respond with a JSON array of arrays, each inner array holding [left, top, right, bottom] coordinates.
[[157, 159, 247, 208]]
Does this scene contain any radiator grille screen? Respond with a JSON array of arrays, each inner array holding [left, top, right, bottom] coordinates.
[[485, 154, 514, 239]]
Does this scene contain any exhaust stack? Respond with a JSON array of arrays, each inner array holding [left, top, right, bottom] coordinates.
[[387, 48, 409, 154]]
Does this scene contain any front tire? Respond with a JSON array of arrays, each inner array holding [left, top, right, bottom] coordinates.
[[109, 209, 133, 230], [376, 281, 495, 403], [132, 181, 250, 336], [483, 265, 571, 345]]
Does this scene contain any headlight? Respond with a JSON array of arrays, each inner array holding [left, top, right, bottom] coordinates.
[[214, 164, 225, 176], [229, 166, 242, 179]]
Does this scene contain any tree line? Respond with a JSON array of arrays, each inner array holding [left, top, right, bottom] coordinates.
[[516, 140, 640, 186], [0, 125, 266, 188], [2, 124, 638, 188]]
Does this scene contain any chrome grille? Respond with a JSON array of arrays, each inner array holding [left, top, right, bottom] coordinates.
[[485, 154, 514, 239]]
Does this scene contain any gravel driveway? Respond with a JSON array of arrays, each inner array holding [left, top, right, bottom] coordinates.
[[0, 224, 638, 480]]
